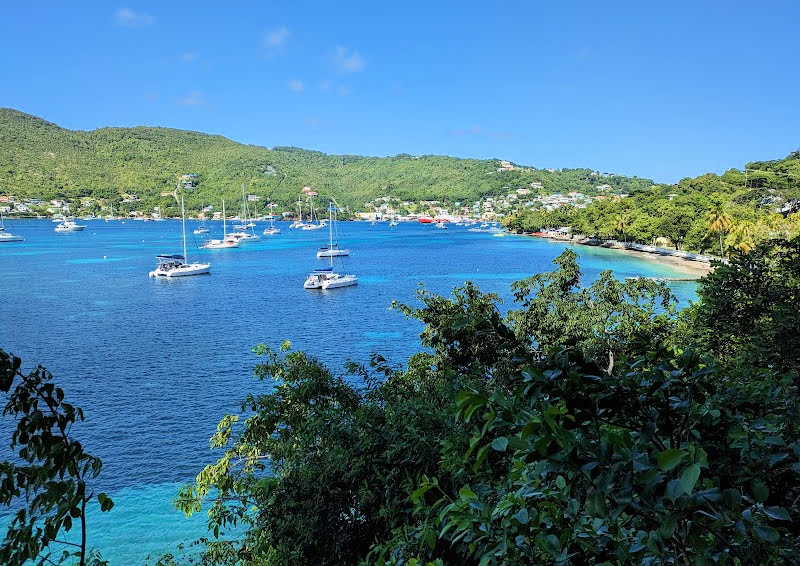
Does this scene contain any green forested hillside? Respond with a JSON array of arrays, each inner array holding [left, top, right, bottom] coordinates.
[[0, 108, 651, 213]]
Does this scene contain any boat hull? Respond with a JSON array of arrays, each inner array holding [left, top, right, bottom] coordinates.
[[149, 263, 211, 277], [321, 274, 358, 289], [54, 219, 87, 232], [201, 239, 240, 249], [316, 249, 349, 258]]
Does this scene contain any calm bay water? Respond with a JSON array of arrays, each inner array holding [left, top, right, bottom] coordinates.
[[1, 219, 698, 563]]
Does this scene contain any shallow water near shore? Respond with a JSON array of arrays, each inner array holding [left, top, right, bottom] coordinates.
[[0, 219, 699, 564]]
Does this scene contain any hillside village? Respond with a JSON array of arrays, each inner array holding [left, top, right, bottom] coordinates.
[[0, 167, 631, 221]]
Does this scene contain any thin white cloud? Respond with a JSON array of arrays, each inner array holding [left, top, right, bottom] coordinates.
[[287, 79, 305, 92], [303, 117, 331, 128], [263, 27, 290, 57], [175, 91, 206, 106], [179, 52, 198, 63], [452, 126, 484, 136], [334, 46, 366, 73], [115, 8, 154, 28], [264, 27, 291, 47]]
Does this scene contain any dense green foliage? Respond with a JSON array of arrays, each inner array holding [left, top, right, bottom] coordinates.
[[0, 108, 651, 214], [0, 350, 113, 566], [685, 237, 800, 374], [173, 244, 799, 565], [504, 152, 800, 255]]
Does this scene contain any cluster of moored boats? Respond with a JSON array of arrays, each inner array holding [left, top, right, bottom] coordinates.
[[149, 190, 358, 290]]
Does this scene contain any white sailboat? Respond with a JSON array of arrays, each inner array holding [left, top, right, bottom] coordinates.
[[301, 193, 325, 230], [201, 201, 240, 249], [289, 196, 305, 229], [230, 184, 261, 242], [194, 203, 210, 234], [0, 213, 24, 242], [149, 196, 211, 277], [316, 203, 349, 258], [263, 203, 281, 235], [304, 202, 357, 290]]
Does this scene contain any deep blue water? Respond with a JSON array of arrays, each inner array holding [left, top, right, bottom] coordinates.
[[0, 219, 698, 563]]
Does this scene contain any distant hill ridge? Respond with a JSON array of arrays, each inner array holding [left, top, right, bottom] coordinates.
[[0, 108, 654, 211]]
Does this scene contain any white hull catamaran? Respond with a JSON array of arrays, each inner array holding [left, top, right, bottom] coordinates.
[[149, 196, 211, 277], [316, 203, 349, 258], [301, 191, 325, 230], [194, 204, 210, 234], [263, 203, 281, 235], [201, 201, 240, 249], [289, 197, 305, 229], [0, 213, 24, 242], [305, 201, 357, 290], [231, 184, 261, 241]]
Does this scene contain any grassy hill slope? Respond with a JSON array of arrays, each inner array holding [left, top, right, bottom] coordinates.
[[0, 108, 652, 212]]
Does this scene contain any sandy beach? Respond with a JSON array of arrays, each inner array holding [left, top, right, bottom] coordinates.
[[522, 233, 716, 277], [608, 246, 715, 276]]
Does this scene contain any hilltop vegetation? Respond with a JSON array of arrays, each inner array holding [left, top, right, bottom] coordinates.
[[504, 150, 800, 255], [0, 108, 651, 214]]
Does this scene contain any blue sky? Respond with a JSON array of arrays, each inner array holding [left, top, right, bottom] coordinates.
[[1, 1, 798, 182]]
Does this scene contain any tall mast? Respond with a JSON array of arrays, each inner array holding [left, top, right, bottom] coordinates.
[[181, 196, 187, 261], [241, 183, 246, 222], [222, 200, 227, 237], [329, 203, 334, 268]]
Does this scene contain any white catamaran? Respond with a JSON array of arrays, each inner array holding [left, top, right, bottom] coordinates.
[[263, 203, 281, 235], [304, 202, 357, 290], [316, 203, 349, 258], [230, 184, 260, 242], [194, 203, 210, 234], [201, 201, 240, 249], [289, 196, 305, 229], [0, 213, 24, 242], [301, 193, 325, 230], [149, 196, 211, 277]]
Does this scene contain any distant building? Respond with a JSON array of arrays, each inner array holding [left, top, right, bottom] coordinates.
[[247, 194, 261, 202], [529, 183, 543, 190]]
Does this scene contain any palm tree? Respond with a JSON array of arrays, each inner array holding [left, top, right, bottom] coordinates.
[[707, 207, 733, 256], [731, 220, 755, 254], [615, 213, 629, 244]]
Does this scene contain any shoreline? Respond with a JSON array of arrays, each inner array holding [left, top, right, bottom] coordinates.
[[518, 233, 715, 277]]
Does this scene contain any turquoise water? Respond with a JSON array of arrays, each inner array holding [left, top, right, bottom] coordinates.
[[0, 219, 697, 563]]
